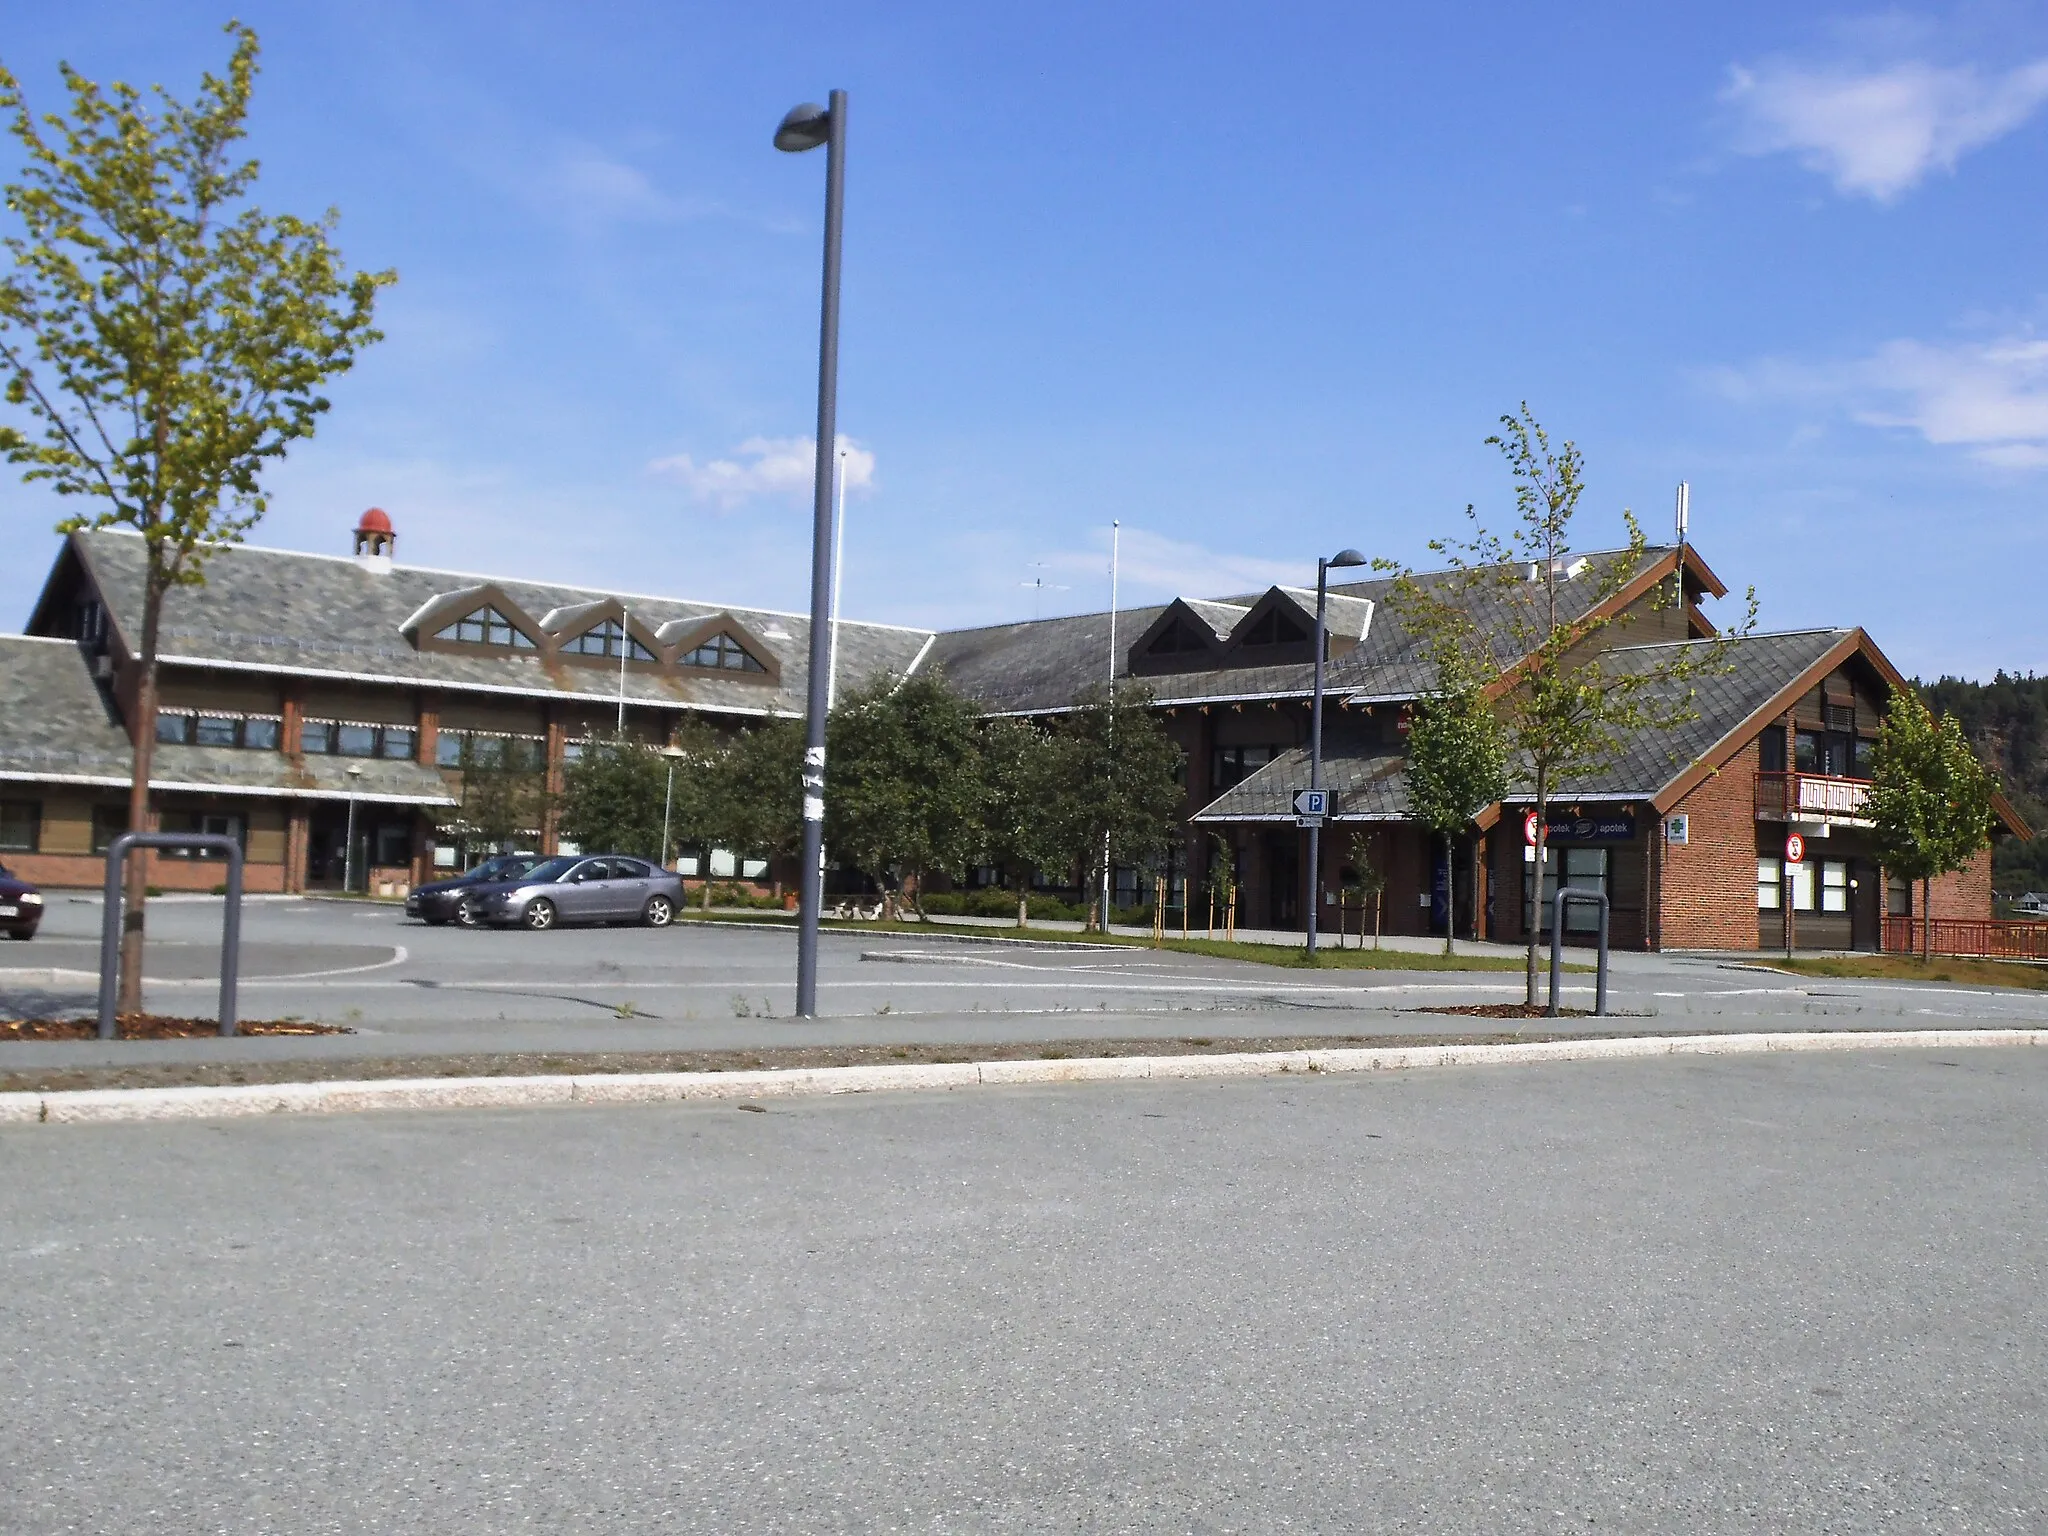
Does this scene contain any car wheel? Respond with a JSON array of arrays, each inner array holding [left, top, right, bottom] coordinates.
[[454, 898, 481, 930], [643, 895, 675, 928], [5, 928, 31, 941], [522, 898, 557, 932], [423, 915, 449, 927]]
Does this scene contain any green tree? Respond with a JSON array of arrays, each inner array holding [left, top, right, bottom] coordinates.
[[431, 738, 548, 859], [1043, 685, 1185, 932], [708, 717, 804, 880], [1402, 650, 1508, 955], [977, 716, 1066, 927], [1381, 405, 1756, 1001], [0, 25, 390, 1012], [557, 735, 668, 860], [1866, 690, 1999, 961], [826, 671, 984, 920]]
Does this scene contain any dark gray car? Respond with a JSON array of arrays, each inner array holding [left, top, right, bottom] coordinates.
[[473, 855, 685, 931]]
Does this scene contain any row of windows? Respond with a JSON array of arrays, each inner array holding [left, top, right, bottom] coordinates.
[[1211, 744, 1281, 792], [1759, 729, 1875, 778], [301, 720, 417, 759], [157, 713, 283, 750], [432, 604, 767, 672], [1758, 858, 1851, 913], [437, 731, 546, 772]]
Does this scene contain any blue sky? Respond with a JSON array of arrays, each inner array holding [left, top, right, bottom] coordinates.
[[2, 2, 2045, 678]]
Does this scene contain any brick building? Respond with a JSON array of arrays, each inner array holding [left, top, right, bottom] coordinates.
[[0, 517, 2025, 950]]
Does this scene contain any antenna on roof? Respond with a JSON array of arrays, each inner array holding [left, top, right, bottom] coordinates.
[[1020, 564, 1069, 621]]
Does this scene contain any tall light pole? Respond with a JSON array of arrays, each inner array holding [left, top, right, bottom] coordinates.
[[1305, 548, 1366, 958], [343, 762, 364, 895], [776, 92, 846, 1019]]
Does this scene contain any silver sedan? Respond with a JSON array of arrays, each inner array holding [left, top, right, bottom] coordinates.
[[473, 855, 686, 931]]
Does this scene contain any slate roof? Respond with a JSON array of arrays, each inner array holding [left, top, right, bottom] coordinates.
[[1193, 627, 1852, 823], [0, 635, 453, 805], [929, 546, 1677, 714], [57, 531, 935, 719]]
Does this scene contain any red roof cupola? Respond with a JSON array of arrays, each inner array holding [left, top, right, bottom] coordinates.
[[353, 508, 396, 563]]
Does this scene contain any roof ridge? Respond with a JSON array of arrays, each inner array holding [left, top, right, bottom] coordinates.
[[1605, 625, 1848, 655], [74, 528, 936, 636]]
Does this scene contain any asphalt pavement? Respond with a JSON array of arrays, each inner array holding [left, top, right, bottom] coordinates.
[[5, 894, 2047, 1069], [4, 1048, 2044, 1531]]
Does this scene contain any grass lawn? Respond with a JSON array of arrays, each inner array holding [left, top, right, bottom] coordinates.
[[1758, 954, 2048, 991], [677, 909, 1559, 972]]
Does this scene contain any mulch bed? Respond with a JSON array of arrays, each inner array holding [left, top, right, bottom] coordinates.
[[0, 1015, 353, 1043], [0, 1030, 1661, 1095]]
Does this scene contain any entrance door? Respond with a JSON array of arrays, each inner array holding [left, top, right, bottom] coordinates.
[[1264, 832, 1299, 930]]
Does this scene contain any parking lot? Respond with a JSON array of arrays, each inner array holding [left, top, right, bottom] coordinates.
[[4, 892, 2047, 1069]]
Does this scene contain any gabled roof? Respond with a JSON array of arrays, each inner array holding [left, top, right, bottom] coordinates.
[[1191, 625, 2032, 841], [56, 530, 931, 719], [929, 544, 1685, 714]]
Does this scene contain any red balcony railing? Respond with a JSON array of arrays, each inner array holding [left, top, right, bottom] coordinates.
[[1755, 771, 1872, 823], [1883, 916, 2048, 961]]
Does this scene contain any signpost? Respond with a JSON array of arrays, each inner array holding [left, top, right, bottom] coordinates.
[[1293, 788, 1328, 824], [1785, 832, 1806, 864], [1783, 831, 1804, 958]]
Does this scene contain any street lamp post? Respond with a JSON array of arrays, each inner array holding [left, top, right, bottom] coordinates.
[[343, 762, 365, 895], [1305, 548, 1366, 959], [775, 91, 847, 1019]]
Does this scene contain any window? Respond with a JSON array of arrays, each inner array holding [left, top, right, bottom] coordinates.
[[1757, 857, 1782, 910], [562, 739, 585, 763], [613, 859, 652, 879], [1851, 737, 1874, 778], [679, 631, 765, 672], [1239, 608, 1308, 647], [1526, 846, 1609, 933], [1211, 744, 1279, 792], [302, 720, 417, 759], [1759, 729, 1787, 773], [564, 618, 656, 662], [1887, 872, 1911, 915], [91, 805, 128, 854], [1822, 860, 1849, 913], [435, 606, 536, 649], [0, 800, 39, 853], [1795, 731, 1818, 772], [1787, 858, 1815, 911], [157, 713, 284, 750], [372, 824, 411, 868], [1147, 622, 1208, 656], [437, 730, 544, 772], [161, 811, 245, 858]]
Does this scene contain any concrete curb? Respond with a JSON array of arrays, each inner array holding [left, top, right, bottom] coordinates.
[[2, 1028, 2042, 1127]]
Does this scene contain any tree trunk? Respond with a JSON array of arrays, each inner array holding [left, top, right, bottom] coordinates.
[[1373, 890, 1381, 949], [1016, 885, 1028, 929], [1527, 768, 1549, 1006], [1922, 875, 1932, 963], [118, 566, 168, 1019], [1442, 830, 1455, 957], [910, 871, 927, 922]]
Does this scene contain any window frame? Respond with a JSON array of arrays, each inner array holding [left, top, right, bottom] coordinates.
[[0, 798, 40, 853]]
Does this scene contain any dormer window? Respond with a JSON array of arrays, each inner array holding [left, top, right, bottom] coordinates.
[[436, 606, 536, 649], [1239, 609, 1308, 647], [680, 631, 766, 673], [564, 619, 656, 662], [1147, 622, 1210, 657]]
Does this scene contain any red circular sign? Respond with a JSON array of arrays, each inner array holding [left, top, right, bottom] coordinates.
[[1523, 811, 1539, 845], [1785, 833, 1806, 863]]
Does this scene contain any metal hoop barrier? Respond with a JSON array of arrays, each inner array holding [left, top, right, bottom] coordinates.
[[1547, 885, 1610, 1018], [98, 832, 245, 1039]]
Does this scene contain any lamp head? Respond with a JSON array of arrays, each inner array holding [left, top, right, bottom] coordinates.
[[1328, 548, 1367, 568], [774, 103, 832, 152]]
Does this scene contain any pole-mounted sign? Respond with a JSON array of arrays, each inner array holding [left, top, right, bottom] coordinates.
[[1785, 832, 1806, 864], [1293, 789, 1329, 823]]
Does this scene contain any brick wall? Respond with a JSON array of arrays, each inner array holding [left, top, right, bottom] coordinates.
[[1926, 848, 1994, 922], [1659, 737, 1763, 950]]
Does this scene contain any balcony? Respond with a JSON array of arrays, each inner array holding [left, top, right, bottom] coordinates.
[[1754, 771, 1872, 826]]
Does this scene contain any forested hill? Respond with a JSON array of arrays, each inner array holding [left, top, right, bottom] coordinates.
[[1919, 672, 2048, 892]]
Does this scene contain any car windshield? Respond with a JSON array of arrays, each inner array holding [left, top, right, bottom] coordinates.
[[472, 855, 539, 881], [509, 857, 578, 884]]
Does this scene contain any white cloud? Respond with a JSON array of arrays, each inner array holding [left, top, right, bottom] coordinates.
[[1710, 328, 2048, 466], [1723, 55, 2048, 200], [647, 436, 877, 511], [1041, 526, 1307, 604]]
